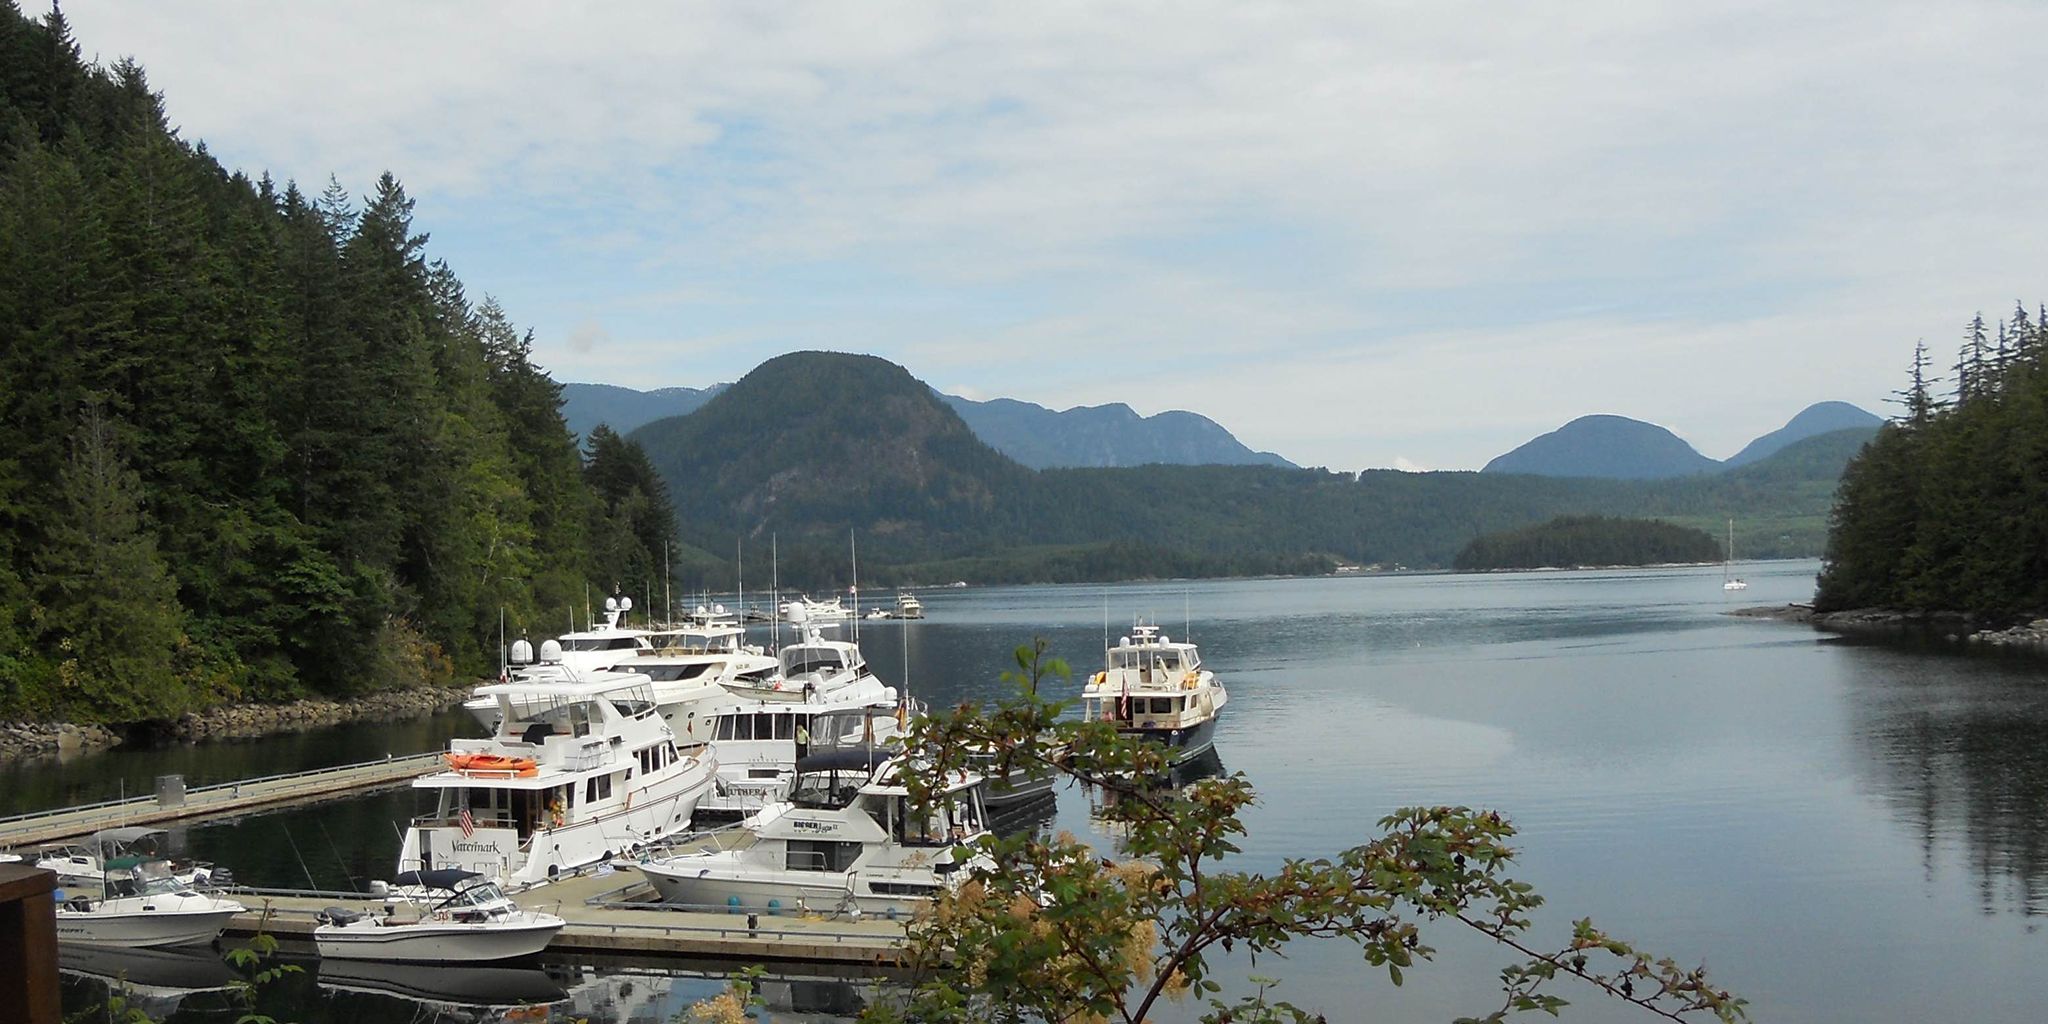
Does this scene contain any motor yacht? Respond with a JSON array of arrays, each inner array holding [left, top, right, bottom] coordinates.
[[314, 868, 565, 962], [726, 607, 890, 705], [400, 675, 717, 887], [1081, 623, 1228, 764], [53, 858, 246, 948], [624, 616, 780, 749], [638, 748, 991, 918]]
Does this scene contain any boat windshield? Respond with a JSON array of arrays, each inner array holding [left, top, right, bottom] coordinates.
[[810, 708, 899, 751], [789, 768, 865, 810], [781, 646, 845, 678], [440, 882, 510, 910], [1111, 649, 1180, 671], [562, 637, 644, 652]]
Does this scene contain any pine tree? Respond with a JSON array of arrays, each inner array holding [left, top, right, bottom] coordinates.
[[32, 401, 190, 720]]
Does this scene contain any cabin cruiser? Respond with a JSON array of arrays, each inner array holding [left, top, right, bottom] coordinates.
[[37, 827, 226, 892], [314, 868, 565, 962], [696, 700, 916, 820], [864, 592, 926, 620], [549, 593, 658, 673], [400, 675, 717, 888], [1081, 623, 1228, 764], [726, 608, 892, 705], [638, 748, 991, 918], [54, 857, 246, 948]]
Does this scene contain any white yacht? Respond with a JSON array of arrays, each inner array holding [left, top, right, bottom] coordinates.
[[696, 700, 914, 820], [54, 858, 246, 949], [726, 609, 890, 704], [314, 868, 565, 963], [549, 594, 658, 674], [1081, 623, 1228, 764], [894, 592, 924, 619], [37, 827, 225, 892], [782, 595, 850, 622], [400, 675, 717, 888], [638, 749, 991, 918], [626, 617, 781, 748]]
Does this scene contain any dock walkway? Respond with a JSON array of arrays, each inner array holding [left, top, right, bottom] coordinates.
[[223, 866, 912, 965], [0, 753, 444, 848]]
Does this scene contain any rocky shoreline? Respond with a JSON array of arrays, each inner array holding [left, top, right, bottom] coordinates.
[[1732, 604, 2048, 651], [0, 683, 477, 763]]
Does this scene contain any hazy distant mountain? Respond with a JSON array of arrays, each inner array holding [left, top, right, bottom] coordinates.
[[1723, 402, 1883, 467], [560, 382, 723, 440], [565, 378, 1291, 469], [938, 395, 1295, 470], [1482, 415, 1721, 479]]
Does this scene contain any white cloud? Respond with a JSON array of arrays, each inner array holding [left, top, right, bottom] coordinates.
[[58, 0, 2048, 468]]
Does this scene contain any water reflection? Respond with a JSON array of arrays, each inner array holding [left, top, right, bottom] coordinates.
[[1841, 637, 2048, 916], [1086, 748, 1227, 848], [59, 945, 240, 1019]]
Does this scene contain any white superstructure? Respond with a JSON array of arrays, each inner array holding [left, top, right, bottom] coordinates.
[[1081, 622, 1228, 764], [400, 675, 716, 888], [696, 700, 914, 819], [314, 868, 565, 963]]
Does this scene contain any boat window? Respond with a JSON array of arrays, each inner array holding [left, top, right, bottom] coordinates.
[[586, 774, 612, 803], [1147, 698, 1169, 714], [785, 840, 861, 872], [781, 648, 844, 677], [755, 712, 775, 738], [732, 715, 754, 741], [642, 664, 714, 682], [774, 716, 794, 740], [569, 703, 591, 738]]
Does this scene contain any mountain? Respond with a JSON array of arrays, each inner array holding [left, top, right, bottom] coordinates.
[[559, 382, 722, 439], [1724, 402, 1884, 467], [938, 395, 1294, 469], [624, 353, 1866, 584], [629, 352, 1031, 564], [1482, 415, 1721, 479]]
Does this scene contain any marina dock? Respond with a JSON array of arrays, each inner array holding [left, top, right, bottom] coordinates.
[[221, 866, 912, 965], [0, 753, 444, 848]]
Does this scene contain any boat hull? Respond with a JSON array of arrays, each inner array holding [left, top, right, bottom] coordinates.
[[639, 860, 932, 918], [54, 906, 240, 949], [1119, 715, 1218, 765], [313, 915, 565, 963]]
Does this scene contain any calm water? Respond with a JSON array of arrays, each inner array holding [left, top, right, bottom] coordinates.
[[44, 562, 2048, 1022]]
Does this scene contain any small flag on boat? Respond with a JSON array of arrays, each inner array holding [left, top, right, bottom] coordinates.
[[1119, 680, 1130, 720], [458, 807, 475, 837]]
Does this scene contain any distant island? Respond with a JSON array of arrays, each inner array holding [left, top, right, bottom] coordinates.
[[1454, 516, 1723, 571]]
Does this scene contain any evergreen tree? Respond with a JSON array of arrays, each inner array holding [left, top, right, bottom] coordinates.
[[32, 401, 189, 720]]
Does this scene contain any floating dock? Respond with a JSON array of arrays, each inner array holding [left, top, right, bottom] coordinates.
[[0, 753, 444, 848], [221, 867, 911, 965]]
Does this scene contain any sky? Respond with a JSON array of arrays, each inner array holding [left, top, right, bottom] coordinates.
[[58, 1, 2048, 471]]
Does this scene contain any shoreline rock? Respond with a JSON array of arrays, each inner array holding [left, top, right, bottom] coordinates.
[[0, 683, 477, 763], [0, 720, 123, 762], [1731, 604, 2048, 651]]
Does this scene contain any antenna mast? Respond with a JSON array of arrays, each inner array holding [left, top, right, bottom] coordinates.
[[771, 533, 781, 653], [850, 530, 860, 645]]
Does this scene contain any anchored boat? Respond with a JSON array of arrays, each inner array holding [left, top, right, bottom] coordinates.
[[314, 868, 565, 963], [639, 748, 991, 918], [401, 675, 717, 887], [1081, 623, 1228, 764], [53, 857, 246, 949]]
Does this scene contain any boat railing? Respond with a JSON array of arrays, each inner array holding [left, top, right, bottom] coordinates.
[[565, 746, 614, 772]]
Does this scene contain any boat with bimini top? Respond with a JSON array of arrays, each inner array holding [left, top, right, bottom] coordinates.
[[314, 868, 565, 963]]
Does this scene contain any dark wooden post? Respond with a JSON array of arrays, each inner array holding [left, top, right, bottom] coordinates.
[[0, 863, 61, 1023]]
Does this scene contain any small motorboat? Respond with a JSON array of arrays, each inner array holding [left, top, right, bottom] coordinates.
[[314, 868, 565, 963], [54, 858, 246, 949], [38, 826, 227, 892]]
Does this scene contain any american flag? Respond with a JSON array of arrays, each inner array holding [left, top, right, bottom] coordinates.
[[458, 807, 475, 838], [1119, 680, 1131, 720]]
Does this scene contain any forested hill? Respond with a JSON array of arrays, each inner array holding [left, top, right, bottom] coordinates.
[[1454, 517, 1722, 571], [937, 395, 1294, 469], [1818, 306, 2048, 618], [0, 7, 675, 722], [632, 353, 1869, 587]]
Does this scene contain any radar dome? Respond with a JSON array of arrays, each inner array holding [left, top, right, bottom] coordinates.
[[605, 596, 619, 612], [509, 638, 535, 664], [539, 639, 565, 663]]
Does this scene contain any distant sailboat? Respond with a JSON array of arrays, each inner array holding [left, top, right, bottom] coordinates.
[[1721, 518, 1748, 591]]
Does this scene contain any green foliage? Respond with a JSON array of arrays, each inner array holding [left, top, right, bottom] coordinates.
[[877, 642, 1747, 1024], [0, 7, 647, 719], [1454, 516, 1723, 571], [1818, 307, 2048, 617]]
